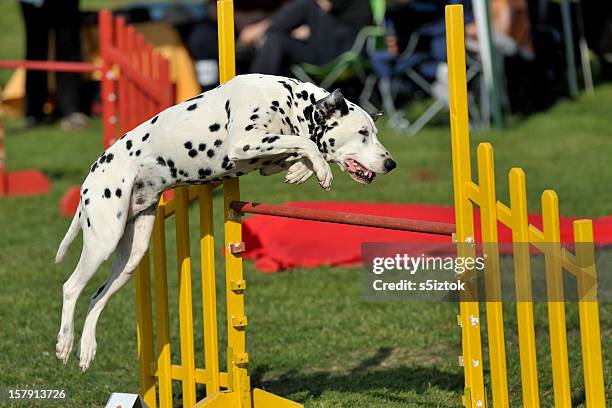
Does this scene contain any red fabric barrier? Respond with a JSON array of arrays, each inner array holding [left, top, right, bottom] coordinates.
[[241, 201, 612, 273]]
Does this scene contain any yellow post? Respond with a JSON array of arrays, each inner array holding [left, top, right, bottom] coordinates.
[[574, 220, 606, 408], [445, 5, 486, 407], [508, 168, 539, 408], [217, 1, 251, 406], [541, 191, 571, 408], [477, 143, 509, 408], [176, 186, 197, 407], [200, 185, 221, 394], [135, 254, 157, 408], [153, 197, 173, 408]]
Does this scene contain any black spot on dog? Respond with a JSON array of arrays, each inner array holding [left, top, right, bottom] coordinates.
[[186, 94, 204, 102], [115, 188, 122, 198], [266, 146, 274, 151], [272, 100, 279, 107], [214, 139, 222, 147], [359, 129, 369, 136], [104, 188, 111, 198], [270, 106, 278, 112], [170, 168, 178, 178], [253, 107, 259, 113], [167, 159, 175, 168], [126, 140, 133, 150], [184, 141, 193, 149], [209, 123, 220, 132], [87, 218, 91, 227], [245, 124, 254, 131], [362, 138, 367, 144], [135, 180, 145, 190], [157, 157, 166, 166], [199, 168, 212, 178], [250, 114, 259, 120], [135, 150, 141, 157], [279, 108, 285, 115], [199, 143, 206, 151], [83, 188, 88, 195], [207, 149, 215, 158], [189, 149, 198, 158], [243, 145, 250, 151], [116, 212, 122, 219], [261, 137, 269, 143], [187, 103, 198, 111], [142, 133, 149, 142], [300, 90, 308, 100], [151, 115, 158, 124], [267, 136, 279, 143], [225, 100, 231, 118], [84, 198, 90, 205], [99, 155, 106, 164], [329, 138, 335, 147], [78, 211, 81, 218], [136, 197, 145, 205]]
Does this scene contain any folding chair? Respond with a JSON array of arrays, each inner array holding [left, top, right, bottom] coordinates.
[[291, 0, 386, 90], [360, 4, 485, 134]]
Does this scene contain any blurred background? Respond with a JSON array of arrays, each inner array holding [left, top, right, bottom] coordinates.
[[0, 1, 611, 407]]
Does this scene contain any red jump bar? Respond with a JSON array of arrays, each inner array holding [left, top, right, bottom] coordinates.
[[0, 60, 97, 73], [230, 201, 456, 236]]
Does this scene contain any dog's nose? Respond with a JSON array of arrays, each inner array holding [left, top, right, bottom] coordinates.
[[384, 158, 396, 172]]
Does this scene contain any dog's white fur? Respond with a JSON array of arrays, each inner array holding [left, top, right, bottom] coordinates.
[[55, 74, 395, 370]]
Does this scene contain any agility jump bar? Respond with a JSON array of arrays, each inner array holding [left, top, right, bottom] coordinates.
[[230, 201, 456, 236], [0, 60, 97, 73]]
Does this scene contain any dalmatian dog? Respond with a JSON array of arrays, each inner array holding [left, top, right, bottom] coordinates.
[[54, 74, 396, 370]]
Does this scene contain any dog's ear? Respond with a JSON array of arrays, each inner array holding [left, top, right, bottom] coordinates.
[[370, 111, 383, 122], [314, 89, 349, 121]]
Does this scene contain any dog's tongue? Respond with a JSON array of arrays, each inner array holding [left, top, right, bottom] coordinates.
[[345, 159, 362, 172]]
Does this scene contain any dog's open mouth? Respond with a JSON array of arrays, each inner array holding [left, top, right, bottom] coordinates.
[[344, 158, 375, 184]]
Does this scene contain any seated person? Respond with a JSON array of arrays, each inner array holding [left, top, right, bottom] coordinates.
[[187, 0, 285, 91], [249, 0, 372, 76]]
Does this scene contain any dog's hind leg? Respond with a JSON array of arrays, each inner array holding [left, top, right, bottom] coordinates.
[[77, 205, 156, 371], [56, 237, 119, 364]]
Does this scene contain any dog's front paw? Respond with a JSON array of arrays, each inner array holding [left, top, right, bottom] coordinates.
[[285, 161, 314, 184], [56, 330, 74, 364], [77, 334, 97, 372], [312, 159, 333, 191]]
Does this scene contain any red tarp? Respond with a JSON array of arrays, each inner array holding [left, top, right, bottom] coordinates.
[[241, 201, 612, 273]]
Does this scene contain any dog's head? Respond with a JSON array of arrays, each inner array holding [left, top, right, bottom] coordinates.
[[311, 89, 396, 184]]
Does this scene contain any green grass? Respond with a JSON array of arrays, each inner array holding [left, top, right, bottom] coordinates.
[[1, 1, 612, 406], [0, 84, 611, 407]]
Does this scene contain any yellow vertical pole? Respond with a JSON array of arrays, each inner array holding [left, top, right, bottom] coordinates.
[[176, 186, 197, 407], [574, 220, 606, 408], [508, 168, 539, 408], [445, 5, 486, 407], [200, 185, 221, 394], [135, 253, 157, 408], [541, 191, 571, 408], [477, 143, 509, 408], [218, 1, 252, 407], [153, 197, 173, 408]]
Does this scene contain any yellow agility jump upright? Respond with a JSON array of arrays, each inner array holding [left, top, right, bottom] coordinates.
[[133, 1, 302, 407], [446, 5, 605, 408]]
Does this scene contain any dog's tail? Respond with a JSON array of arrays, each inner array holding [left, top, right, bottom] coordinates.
[[55, 203, 81, 263]]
